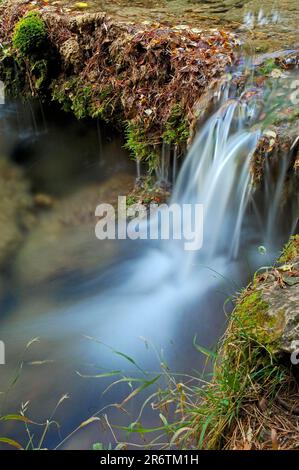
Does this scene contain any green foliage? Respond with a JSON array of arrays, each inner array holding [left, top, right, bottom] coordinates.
[[124, 121, 159, 172], [52, 78, 115, 121], [162, 104, 189, 146], [2, 12, 50, 95], [258, 58, 276, 75], [72, 85, 93, 120], [51, 78, 74, 112], [93, 442, 114, 450], [90, 85, 114, 122], [52, 78, 91, 118], [31, 59, 48, 90], [12, 12, 47, 58]]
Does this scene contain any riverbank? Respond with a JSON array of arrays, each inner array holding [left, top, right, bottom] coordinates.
[[165, 235, 299, 450]]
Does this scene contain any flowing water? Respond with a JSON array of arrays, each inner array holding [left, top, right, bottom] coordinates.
[[0, 67, 298, 448]]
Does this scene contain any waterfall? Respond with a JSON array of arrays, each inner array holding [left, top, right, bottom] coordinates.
[[171, 100, 260, 265], [5, 75, 296, 351]]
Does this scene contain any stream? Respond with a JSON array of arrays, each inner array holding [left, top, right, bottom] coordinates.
[[0, 63, 298, 449]]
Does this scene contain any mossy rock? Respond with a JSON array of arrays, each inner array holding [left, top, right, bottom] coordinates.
[[234, 236, 299, 356]]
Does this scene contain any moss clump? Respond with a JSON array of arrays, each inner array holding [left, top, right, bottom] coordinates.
[[162, 104, 189, 146], [12, 12, 47, 58], [3, 12, 51, 95], [234, 287, 285, 346]]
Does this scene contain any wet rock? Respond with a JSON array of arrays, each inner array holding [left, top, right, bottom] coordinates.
[[0, 159, 34, 270], [13, 173, 134, 286], [250, 236, 299, 356]]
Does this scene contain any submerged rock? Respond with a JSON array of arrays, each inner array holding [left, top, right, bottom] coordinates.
[[13, 173, 134, 287], [0, 159, 34, 270]]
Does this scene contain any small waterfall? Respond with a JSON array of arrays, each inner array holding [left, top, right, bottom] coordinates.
[[172, 100, 259, 261], [172, 145, 178, 184], [157, 141, 171, 183], [7, 74, 297, 344], [136, 158, 141, 180]]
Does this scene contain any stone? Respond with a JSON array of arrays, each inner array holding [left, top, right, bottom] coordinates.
[[0, 159, 34, 269], [260, 259, 299, 355]]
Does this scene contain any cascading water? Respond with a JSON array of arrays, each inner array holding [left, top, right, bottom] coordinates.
[[0, 68, 298, 448]]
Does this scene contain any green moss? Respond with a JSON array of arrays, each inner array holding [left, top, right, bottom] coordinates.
[[162, 104, 189, 146], [90, 85, 114, 122], [233, 286, 286, 348], [71, 85, 93, 120], [52, 78, 92, 118], [1, 12, 51, 96], [257, 59, 277, 75], [12, 12, 47, 58], [52, 78, 116, 122], [124, 121, 159, 173]]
